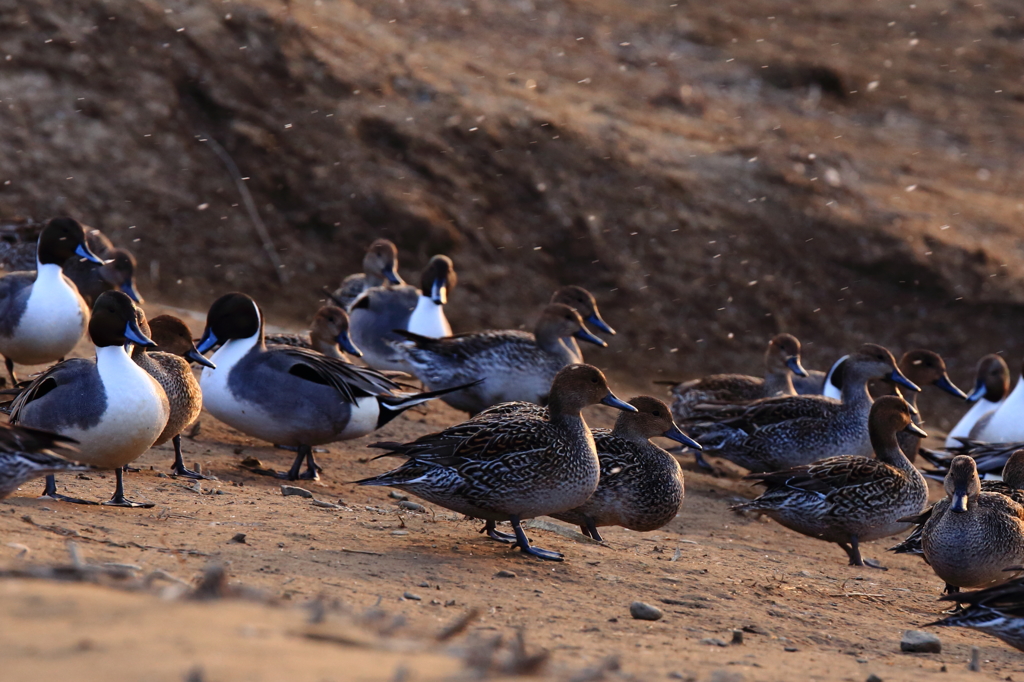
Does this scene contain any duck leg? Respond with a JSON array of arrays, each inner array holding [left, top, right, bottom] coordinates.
[[282, 449, 306, 480], [509, 515, 563, 562], [301, 445, 321, 480], [281, 445, 320, 481], [102, 468, 154, 508], [840, 536, 887, 570], [39, 474, 98, 505], [170, 434, 210, 479], [480, 520, 517, 544], [4, 357, 16, 385], [582, 517, 604, 542]]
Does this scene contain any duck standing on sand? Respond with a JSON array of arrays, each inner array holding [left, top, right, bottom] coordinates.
[[731, 396, 928, 569], [194, 292, 472, 480], [0, 424, 93, 500], [332, 239, 404, 311], [946, 354, 1010, 448], [9, 291, 170, 507], [0, 217, 104, 384], [357, 364, 637, 561], [390, 303, 607, 414], [132, 315, 216, 479], [265, 305, 362, 360], [348, 254, 457, 371]]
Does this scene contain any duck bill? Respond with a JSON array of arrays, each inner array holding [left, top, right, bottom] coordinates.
[[124, 319, 157, 348], [786, 356, 809, 378], [119, 279, 143, 304], [586, 312, 616, 336], [75, 242, 105, 265], [601, 392, 638, 412], [950, 489, 969, 513], [382, 265, 402, 285], [966, 379, 987, 403], [574, 326, 608, 348], [934, 373, 968, 400], [195, 328, 220, 354], [890, 368, 921, 392], [185, 347, 216, 369], [430, 279, 448, 305], [337, 330, 364, 358], [663, 424, 702, 450], [903, 421, 928, 438]]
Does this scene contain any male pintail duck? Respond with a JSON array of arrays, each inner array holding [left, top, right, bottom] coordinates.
[[332, 239, 404, 310], [550, 285, 615, 356], [265, 305, 362, 360], [9, 291, 170, 507], [551, 396, 698, 541], [731, 396, 928, 569], [683, 345, 919, 472], [892, 450, 1024, 559], [348, 254, 457, 371], [793, 354, 848, 397], [133, 315, 216, 479], [929, 576, 1024, 651], [965, 358, 1024, 443], [194, 292, 470, 480], [875, 350, 967, 462], [356, 364, 637, 561], [0, 217, 104, 383], [916, 455, 1024, 592], [0, 423, 93, 500], [389, 302, 607, 415], [946, 354, 1010, 448]]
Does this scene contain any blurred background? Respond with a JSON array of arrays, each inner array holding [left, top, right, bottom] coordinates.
[[1, 0, 1022, 428]]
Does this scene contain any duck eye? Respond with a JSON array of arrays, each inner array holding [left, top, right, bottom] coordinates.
[[591, 378, 598, 384], [652, 410, 661, 417]]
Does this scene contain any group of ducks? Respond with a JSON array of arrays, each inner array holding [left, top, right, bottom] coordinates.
[[3, 226, 1024, 653]]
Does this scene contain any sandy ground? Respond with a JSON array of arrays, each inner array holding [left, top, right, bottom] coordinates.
[[1, 304, 1021, 682]]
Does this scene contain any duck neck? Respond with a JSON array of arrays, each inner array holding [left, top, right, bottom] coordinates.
[[839, 365, 875, 408], [34, 261, 74, 293], [870, 426, 912, 470], [96, 343, 145, 379], [210, 330, 262, 370], [763, 368, 795, 396], [610, 422, 650, 446]]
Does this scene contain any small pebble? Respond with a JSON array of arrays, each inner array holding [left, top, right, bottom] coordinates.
[[391, 530, 409, 536], [419, 581, 430, 588], [866, 675, 883, 682], [311, 499, 341, 509], [731, 629, 744, 645], [784, 646, 798, 652], [280, 485, 313, 498], [156, 472, 169, 478], [398, 500, 425, 512], [403, 592, 421, 601], [389, 491, 408, 501], [969, 646, 981, 671], [494, 570, 517, 578], [240, 457, 262, 468], [229, 533, 246, 544], [629, 601, 663, 621], [700, 638, 728, 647], [901, 630, 941, 654]]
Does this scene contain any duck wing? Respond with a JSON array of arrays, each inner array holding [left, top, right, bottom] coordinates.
[[0, 421, 78, 453], [8, 359, 94, 423], [747, 455, 897, 498], [269, 345, 403, 402]]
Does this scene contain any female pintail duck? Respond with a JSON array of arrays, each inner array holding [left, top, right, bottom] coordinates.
[[348, 255, 457, 371], [265, 305, 362, 360], [332, 239, 404, 311], [551, 396, 698, 541], [0, 423, 93, 500], [356, 364, 637, 561], [876, 350, 967, 462], [731, 396, 928, 569], [946, 354, 1010, 448], [793, 355, 848, 397], [0, 217, 104, 383], [965, 358, 1024, 443], [684, 345, 919, 472], [390, 303, 607, 415], [929, 576, 1024, 651], [664, 333, 808, 423], [917, 455, 1024, 592], [132, 315, 216, 479], [550, 285, 615, 357], [194, 292, 469, 480], [892, 450, 1024, 562], [9, 291, 170, 507]]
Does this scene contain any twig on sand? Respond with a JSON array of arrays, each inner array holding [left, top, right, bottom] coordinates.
[[341, 548, 383, 556]]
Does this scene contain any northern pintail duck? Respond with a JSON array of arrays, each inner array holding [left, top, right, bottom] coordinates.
[[357, 364, 637, 561], [929, 576, 1024, 651], [666, 334, 808, 420], [892, 450, 1024, 559], [132, 315, 216, 479], [0, 423, 93, 500], [194, 292, 468, 480], [907, 455, 1024, 593], [348, 254, 457, 371], [684, 345, 919, 472], [551, 396, 698, 541], [332, 239, 404, 311], [0, 218, 104, 383], [390, 302, 607, 415], [550, 285, 615, 356], [265, 305, 361, 360], [731, 396, 928, 568], [946, 354, 1010, 448], [964, 358, 1024, 443], [9, 291, 170, 507]]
